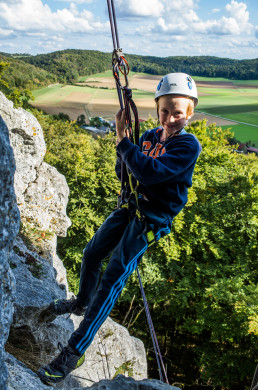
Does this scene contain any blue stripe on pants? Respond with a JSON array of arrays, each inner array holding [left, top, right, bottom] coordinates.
[[76, 244, 147, 353]]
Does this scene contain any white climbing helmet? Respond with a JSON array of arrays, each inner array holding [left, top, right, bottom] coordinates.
[[155, 72, 198, 107]]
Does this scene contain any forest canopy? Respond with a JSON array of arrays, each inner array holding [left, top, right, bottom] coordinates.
[[1, 50, 257, 85]]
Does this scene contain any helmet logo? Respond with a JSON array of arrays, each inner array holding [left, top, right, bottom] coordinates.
[[157, 78, 164, 91], [187, 76, 193, 90]]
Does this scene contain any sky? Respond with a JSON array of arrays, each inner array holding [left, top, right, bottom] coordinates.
[[0, 0, 257, 59]]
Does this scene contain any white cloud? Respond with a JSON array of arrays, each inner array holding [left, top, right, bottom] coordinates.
[[212, 9, 220, 13], [225, 0, 249, 24], [0, 27, 14, 37], [116, 0, 164, 18], [0, 0, 20, 3], [0, 0, 109, 33], [162, 0, 195, 12], [152, 0, 253, 37], [26, 32, 47, 37], [56, 0, 94, 3], [157, 18, 188, 35], [193, 16, 242, 35], [227, 37, 258, 48]]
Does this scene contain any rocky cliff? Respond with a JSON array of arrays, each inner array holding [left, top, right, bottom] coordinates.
[[0, 92, 180, 390]]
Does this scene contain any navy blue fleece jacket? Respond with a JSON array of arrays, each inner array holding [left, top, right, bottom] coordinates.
[[116, 127, 202, 219]]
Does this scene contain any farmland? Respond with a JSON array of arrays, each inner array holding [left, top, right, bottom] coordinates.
[[31, 72, 258, 146]]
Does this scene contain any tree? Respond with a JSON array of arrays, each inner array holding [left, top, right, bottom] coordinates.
[[0, 61, 34, 108], [77, 114, 86, 126]]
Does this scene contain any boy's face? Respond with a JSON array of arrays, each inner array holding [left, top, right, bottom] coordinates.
[[158, 95, 193, 139]]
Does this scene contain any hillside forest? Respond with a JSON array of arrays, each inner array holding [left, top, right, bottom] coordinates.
[[0, 50, 258, 88], [0, 53, 258, 390]]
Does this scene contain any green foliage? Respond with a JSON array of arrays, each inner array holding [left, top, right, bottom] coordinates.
[[20, 49, 112, 83], [0, 59, 35, 108], [35, 107, 257, 389], [0, 53, 57, 91], [77, 114, 86, 126], [114, 360, 134, 378]]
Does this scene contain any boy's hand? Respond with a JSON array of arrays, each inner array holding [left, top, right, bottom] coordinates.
[[115, 109, 127, 144]]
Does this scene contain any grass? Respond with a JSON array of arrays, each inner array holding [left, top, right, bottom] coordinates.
[[79, 70, 113, 81], [232, 80, 258, 86], [198, 85, 258, 129], [221, 124, 258, 146], [194, 76, 258, 86]]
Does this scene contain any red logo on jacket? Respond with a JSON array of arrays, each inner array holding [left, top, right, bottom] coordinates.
[[142, 142, 166, 158]]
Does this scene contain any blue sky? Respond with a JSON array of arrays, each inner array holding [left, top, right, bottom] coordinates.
[[0, 0, 257, 59]]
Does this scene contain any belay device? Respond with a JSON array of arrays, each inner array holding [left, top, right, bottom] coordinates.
[[106, 0, 169, 384]]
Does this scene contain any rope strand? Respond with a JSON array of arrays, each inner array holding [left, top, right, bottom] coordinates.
[[107, 1, 168, 384]]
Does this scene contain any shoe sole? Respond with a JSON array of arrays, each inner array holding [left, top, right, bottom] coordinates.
[[37, 368, 64, 385]]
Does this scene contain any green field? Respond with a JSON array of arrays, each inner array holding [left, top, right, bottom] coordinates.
[[194, 75, 258, 85], [221, 124, 258, 146], [196, 82, 258, 146]]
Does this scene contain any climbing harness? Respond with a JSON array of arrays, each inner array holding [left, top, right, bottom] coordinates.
[[107, 0, 169, 384]]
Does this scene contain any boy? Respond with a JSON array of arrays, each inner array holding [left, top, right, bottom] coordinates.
[[37, 73, 202, 385]]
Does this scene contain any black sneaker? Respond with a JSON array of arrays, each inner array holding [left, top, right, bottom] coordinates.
[[37, 342, 85, 385], [39, 297, 86, 322]]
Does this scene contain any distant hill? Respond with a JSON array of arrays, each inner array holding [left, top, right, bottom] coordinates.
[[19, 49, 111, 83], [0, 53, 57, 91], [18, 49, 258, 82], [1, 50, 257, 91]]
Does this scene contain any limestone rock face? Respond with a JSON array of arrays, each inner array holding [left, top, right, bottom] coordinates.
[[0, 92, 71, 248], [5, 353, 54, 390], [0, 115, 20, 389], [77, 375, 181, 389], [0, 92, 46, 205], [20, 162, 71, 237], [6, 236, 72, 367]]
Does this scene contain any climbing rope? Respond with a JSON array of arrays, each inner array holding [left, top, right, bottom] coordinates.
[[107, 0, 169, 384], [251, 364, 258, 390]]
